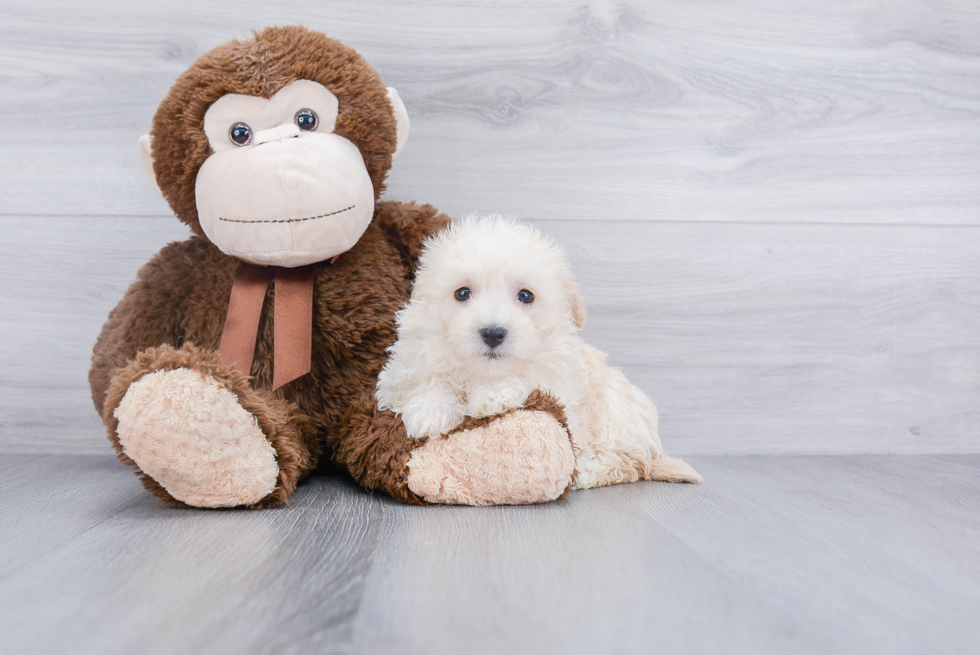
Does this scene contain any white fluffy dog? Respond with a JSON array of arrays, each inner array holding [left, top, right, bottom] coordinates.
[[376, 215, 701, 489]]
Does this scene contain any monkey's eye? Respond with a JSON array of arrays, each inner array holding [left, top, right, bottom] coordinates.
[[454, 287, 471, 302], [229, 122, 252, 146], [294, 108, 319, 131], [517, 289, 534, 304]]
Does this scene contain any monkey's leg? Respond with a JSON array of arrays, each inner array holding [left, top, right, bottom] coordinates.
[[102, 343, 319, 508], [332, 389, 575, 506]]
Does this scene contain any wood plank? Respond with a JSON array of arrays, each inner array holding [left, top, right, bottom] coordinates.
[[1, 454, 977, 654], [0, 459, 383, 655], [2, 215, 976, 455], [554, 219, 980, 455], [1, 0, 979, 224], [348, 454, 980, 654], [0, 455, 145, 581], [0, 216, 191, 454]]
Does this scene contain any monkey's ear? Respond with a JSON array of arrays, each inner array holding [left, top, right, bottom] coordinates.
[[138, 134, 162, 195], [386, 88, 410, 160]]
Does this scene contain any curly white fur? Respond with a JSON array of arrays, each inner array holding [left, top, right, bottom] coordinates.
[[377, 214, 700, 489]]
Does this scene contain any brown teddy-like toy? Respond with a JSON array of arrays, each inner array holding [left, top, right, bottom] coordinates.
[[89, 26, 576, 508]]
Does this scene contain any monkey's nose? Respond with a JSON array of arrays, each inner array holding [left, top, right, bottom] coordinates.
[[480, 326, 507, 349], [253, 122, 301, 145]]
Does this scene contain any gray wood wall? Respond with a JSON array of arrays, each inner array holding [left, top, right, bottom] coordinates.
[[1, 0, 978, 455]]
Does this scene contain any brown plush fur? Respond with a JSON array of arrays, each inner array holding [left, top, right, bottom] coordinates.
[[334, 390, 428, 505], [102, 343, 319, 508], [92, 26, 575, 509], [92, 27, 442, 508], [92, 201, 448, 506], [332, 389, 573, 504], [150, 26, 398, 236]]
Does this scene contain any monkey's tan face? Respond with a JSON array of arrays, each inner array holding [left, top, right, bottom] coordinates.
[[194, 80, 376, 267]]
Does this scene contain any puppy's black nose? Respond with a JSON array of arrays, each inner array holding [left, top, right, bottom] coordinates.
[[480, 325, 507, 348]]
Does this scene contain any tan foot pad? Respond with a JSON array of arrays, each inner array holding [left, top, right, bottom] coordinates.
[[406, 409, 575, 506], [114, 367, 279, 508]]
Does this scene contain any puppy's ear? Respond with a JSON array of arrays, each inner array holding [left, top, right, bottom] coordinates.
[[567, 281, 587, 328]]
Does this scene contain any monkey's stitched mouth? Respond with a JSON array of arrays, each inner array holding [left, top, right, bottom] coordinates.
[[218, 204, 355, 224]]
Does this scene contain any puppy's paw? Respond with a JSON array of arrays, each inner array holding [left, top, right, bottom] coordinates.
[[401, 394, 466, 439], [466, 379, 531, 418]]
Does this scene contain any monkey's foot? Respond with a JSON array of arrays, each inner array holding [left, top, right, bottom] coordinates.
[[406, 391, 575, 505], [114, 367, 279, 508]]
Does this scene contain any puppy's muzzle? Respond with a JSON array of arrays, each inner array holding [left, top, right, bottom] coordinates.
[[479, 325, 507, 349]]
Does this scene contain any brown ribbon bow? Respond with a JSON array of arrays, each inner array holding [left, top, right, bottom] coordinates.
[[218, 262, 315, 390]]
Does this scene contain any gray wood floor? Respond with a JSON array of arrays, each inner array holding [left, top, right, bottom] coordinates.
[[1, 454, 977, 655]]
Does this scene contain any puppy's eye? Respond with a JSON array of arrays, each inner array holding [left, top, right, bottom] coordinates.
[[454, 287, 471, 302], [517, 289, 534, 304]]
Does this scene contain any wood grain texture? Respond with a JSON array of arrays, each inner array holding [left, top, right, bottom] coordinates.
[[1, 2, 978, 456], [0, 454, 977, 654], [2, 215, 976, 456], [0, 0, 979, 224], [0, 216, 192, 454]]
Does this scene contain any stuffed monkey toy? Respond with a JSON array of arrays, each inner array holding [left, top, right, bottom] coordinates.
[[90, 26, 576, 508]]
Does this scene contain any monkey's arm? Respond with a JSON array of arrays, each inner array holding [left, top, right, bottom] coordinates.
[[332, 389, 575, 505], [373, 200, 451, 271], [89, 238, 206, 413], [90, 239, 318, 508]]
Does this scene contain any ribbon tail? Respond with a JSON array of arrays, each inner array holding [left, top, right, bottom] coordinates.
[[272, 265, 315, 390], [218, 263, 274, 377]]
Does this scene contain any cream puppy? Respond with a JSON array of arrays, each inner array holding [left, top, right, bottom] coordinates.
[[376, 215, 701, 489]]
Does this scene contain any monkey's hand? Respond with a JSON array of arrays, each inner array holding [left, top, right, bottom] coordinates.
[[404, 390, 575, 505]]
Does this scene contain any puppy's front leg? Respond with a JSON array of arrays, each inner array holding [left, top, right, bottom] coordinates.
[[466, 378, 531, 418], [400, 391, 466, 439]]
